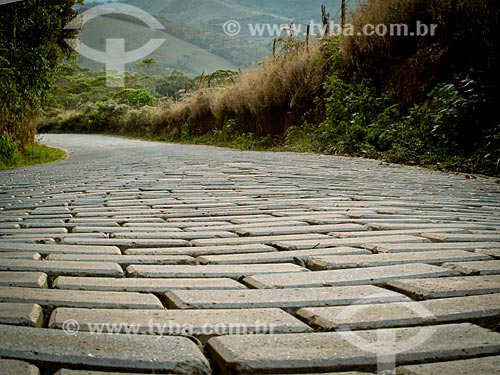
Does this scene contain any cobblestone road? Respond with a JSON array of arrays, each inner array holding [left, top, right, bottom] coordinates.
[[0, 134, 499, 374]]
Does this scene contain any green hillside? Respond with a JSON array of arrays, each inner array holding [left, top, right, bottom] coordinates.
[[77, 14, 239, 75], [123, 0, 288, 26]]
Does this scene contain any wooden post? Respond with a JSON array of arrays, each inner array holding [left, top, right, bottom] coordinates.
[[341, 0, 347, 29], [306, 23, 310, 52], [321, 4, 330, 39]]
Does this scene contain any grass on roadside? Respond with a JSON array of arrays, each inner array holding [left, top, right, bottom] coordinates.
[[0, 136, 66, 170]]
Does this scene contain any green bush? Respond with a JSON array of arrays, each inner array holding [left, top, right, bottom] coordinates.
[[0, 131, 19, 165]]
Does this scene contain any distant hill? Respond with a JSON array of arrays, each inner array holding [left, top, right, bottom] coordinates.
[[77, 14, 239, 75], [78, 0, 357, 75]]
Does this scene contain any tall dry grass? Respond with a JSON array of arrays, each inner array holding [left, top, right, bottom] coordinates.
[[153, 43, 328, 138]]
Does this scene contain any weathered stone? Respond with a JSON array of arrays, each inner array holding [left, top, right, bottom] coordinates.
[[272, 235, 428, 251], [191, 233, 330, 247], [329, 228, 472, 238], [362, 242, 500, 253], [297, 293, 500, 330], [235, 224, 367, 237], [442, 260, 500, 275], [244, 263, 459, 288], [60, 238, 190, 249], [128, 263, 308, 279], [198, 247, 370, 265], [0, 324, 211, 374], [72, 226, 182, 233], [387, 275, 500, 300], [164, 285, 407, 309], [0, 243, 121, 255], [49, 307, 311, 343], [0, 287, 163, 310], [53, 276, 246, 292], [0, 303, 44, 327], [0, 272, 48, 288], [184, 220, 308, 231], [308, 250, 491, 270], [0, 259, 123, 277], [111, 231, 238, 239], [125, 244, 277, 256], [477, 249, 500, 258], [54, 370, 150, 375], [422, 233, 500, 242], [46, 254, 197, 265], [207, 323, 500, 374], [0, 252, 41, 260], [0, 359, 40, 375], [396, 356, 500, 375]]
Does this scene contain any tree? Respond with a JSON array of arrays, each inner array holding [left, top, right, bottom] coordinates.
[[0, 0, 82, 146]]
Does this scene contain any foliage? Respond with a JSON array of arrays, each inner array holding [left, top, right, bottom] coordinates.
[[0, 132, 18, 163], [0, 0, 82, 146], [0, 132, 65, 170]]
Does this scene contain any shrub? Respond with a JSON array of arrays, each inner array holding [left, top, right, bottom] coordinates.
[[0, 131, 19, 165]]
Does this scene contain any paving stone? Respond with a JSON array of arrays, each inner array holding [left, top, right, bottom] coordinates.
[[60, 238, 190, 249], [308, 250, 491, 270], [198, 247, 370, 265], [0, 227, 68, 234], [330, 228, 474, 239], [206, 323, 500, 374], [125, 244, 277, 256], [54, 369, 149, 375], [367, 223, 496, 231], [49, 307, 311, 343], [0, 287, 163, 310], [0, 303, 44, 327], [297, 293, 500, 330], [244, 263, 459, 288], [72, 226, 183, 233], [422, 233, 500, 242], [191, 233, 331, 247], [235, 224, 367, 237], [46, 254, 197, 265], [0, 359, 40, 375], [272, 235, 429, 250], [111, 231, 238, 239], [387, 275, 500, 299], [130, 221, 230, 229], [442, 260, 500, 275], [362, 242, 500, 253], [185, 220, 309, 231], [0, 252, 41, 259], [0, 324, 211, 374], [477, 248, 500, 258], [396, 356, 500, 375], [127, 263, 308, 279], [0, 272, 48, 288], [164, 285, 407, 310], [0, 243, 121, 255], [0, 260, 124, 277], [53, 276, 246, 292]]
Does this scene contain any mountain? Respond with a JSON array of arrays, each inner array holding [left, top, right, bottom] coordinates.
[[78, 0, 356, 75], [77, 14, 239, 75]]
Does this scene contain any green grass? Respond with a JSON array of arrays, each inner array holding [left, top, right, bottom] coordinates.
[[0, 144, 66, 170]]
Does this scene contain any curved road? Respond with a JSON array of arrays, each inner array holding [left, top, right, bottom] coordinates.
[[0, 134, 499, 374]]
